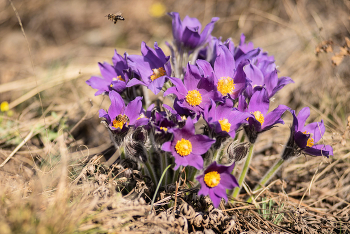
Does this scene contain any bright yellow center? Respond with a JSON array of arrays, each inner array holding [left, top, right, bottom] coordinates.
[[219, 118, 231, 132], [160, 127, 168, 132], [252, 111, 264, 125], [185, 90, 202, 106], [303, 131, 315, 147], [217, 77, 235, 96], [150, 67, 166, 81], [204, 171, 221, 187], [112, 114, 129, 129], [175, 138, 192, 156]]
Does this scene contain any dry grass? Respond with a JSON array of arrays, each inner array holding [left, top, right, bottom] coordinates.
[[1, 0, 350, 233]]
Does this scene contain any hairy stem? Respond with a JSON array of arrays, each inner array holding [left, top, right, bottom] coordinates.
[[232, 143, 255, 198]]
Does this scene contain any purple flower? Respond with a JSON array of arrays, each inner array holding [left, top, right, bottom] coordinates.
[[168, 12, 219, 50], [164, 63, 219, 116], [204, 99, 251, 139], [86, 50, 130, 96], [99, 91, 149, 130], [197, 44, 249, 100], [285, 107, 333, 158], [161, 117, 215, 170], [196, 161, 238, 208], [239, 88, 290, 143], [127, 42, 171, 95]]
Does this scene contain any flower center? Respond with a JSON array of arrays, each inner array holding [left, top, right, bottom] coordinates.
[[112, 114, 129, 129], [219, 118, 231, 132], [137, 113, 148, 120], [204, 171, 221, 188], [303, 131, 315, 147], [252, 111, 264, 125], [217, 77, 235, 96], [185, 90, 202, 106], [150, 67, 166, 81], [175, 138, 192, 156], [110, 76, 125, 87]]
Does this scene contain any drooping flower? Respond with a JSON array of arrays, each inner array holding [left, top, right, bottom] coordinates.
[[161, 117, 215, 170], [238, 88, 290, 143], [164, 63, 219, 116], [282, 107, 333, 159], [196, 161, 239, 208], [168, 12, 219, 51], [127, 42, 171, 95], [86, 50, 130, 96], [99, 90, 149, 131], [203, 99, 251, 139]]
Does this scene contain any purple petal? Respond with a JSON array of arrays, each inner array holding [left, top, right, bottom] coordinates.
[[168, 12, 182, 42], [209, 189, 222, 208], [108, 91, 125, 119], [270, 76, 294, 97], [303, 120, 325, 143], [125, 96, 143, 124], [99, 62, 117, 82], [147, 76, 168, 95], [198, 17, 219, 46], [248, 88, 269, 115], [244, 63, 264, 86], [182, 26, 201, 49], [86, 76, 110, 96], [294, 131, 309, 149], [126, 78, 146, 88], [297, 107, 310, 132], [213, 184, 228, 202], [303, 144, 333, 157], [161, 141, 172, 152], [263, 105, 290, 130], [214, 45, 235, 78], [190, 135, 215, 155]]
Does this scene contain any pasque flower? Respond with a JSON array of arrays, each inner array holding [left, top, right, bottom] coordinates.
[[127, 42, 171, 95], [196, 161, 239, 208], [99, 90, 149, 130], [197, 44, 249, 100], [164, 63, 219, 116], [161, 117, 215, 170], [282, 107, 333, 159], [203, 99, 251, 139], [86, 50, 130, 96], [239, 88, 290, 143], [168, 12, 219, 51]]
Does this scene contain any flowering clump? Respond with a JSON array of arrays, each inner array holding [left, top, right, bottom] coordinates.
[[87, 12, 333, 208]]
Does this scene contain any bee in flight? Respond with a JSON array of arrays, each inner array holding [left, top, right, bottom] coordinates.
[[106, 12, 125, 24]]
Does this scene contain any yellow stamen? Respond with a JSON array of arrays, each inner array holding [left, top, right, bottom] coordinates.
[[217, 77, 235, 96], [112, 114, 129, 129], [150, 67, 166, 81], [160, 127, 168, 132], [303, 131, 315, 147], [185, 90, 202, 106], [252, 111, 264, 125], [219, 118, 231, 132], [204, 171, 221, 187], [137, 113, 147, 120], [175, 138, 192, 156], [112, 75, 125, 82]]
